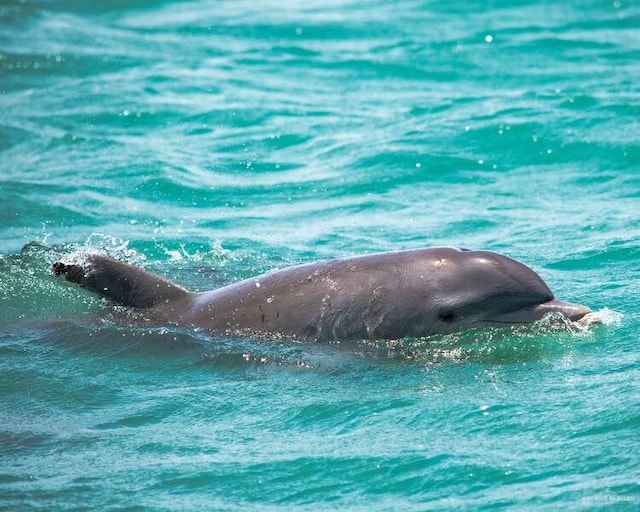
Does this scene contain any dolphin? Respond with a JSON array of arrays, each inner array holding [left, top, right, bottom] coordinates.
[[52, 247, 595, 341]]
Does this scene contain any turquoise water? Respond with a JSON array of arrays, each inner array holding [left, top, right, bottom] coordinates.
[[1, 0, 640, 509]]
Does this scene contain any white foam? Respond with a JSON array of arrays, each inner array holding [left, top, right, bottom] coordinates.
[[587, 308, 623, 326]]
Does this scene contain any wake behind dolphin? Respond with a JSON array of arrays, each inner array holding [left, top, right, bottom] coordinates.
[[52, 247, 596, 342]]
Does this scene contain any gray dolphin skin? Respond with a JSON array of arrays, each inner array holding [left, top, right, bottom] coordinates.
[[52, 248, 594, 341]]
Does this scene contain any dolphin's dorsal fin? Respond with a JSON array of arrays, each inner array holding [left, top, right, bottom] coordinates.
[[53, 255, 190, 308]]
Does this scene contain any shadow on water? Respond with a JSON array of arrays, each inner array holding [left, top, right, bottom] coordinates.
[[12, 317, 603, 382]]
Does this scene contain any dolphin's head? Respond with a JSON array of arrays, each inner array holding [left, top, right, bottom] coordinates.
[[423, 248, 593, 333]]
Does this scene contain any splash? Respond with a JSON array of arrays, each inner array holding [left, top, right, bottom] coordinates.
[[351, 312, 617, 365], [587, 308, 623, 326]]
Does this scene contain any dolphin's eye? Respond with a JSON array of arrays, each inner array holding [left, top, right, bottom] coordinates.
[[438, 310, 456, 323]]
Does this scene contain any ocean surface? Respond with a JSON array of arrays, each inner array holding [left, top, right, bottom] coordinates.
[[1, 0, 639, 509]]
